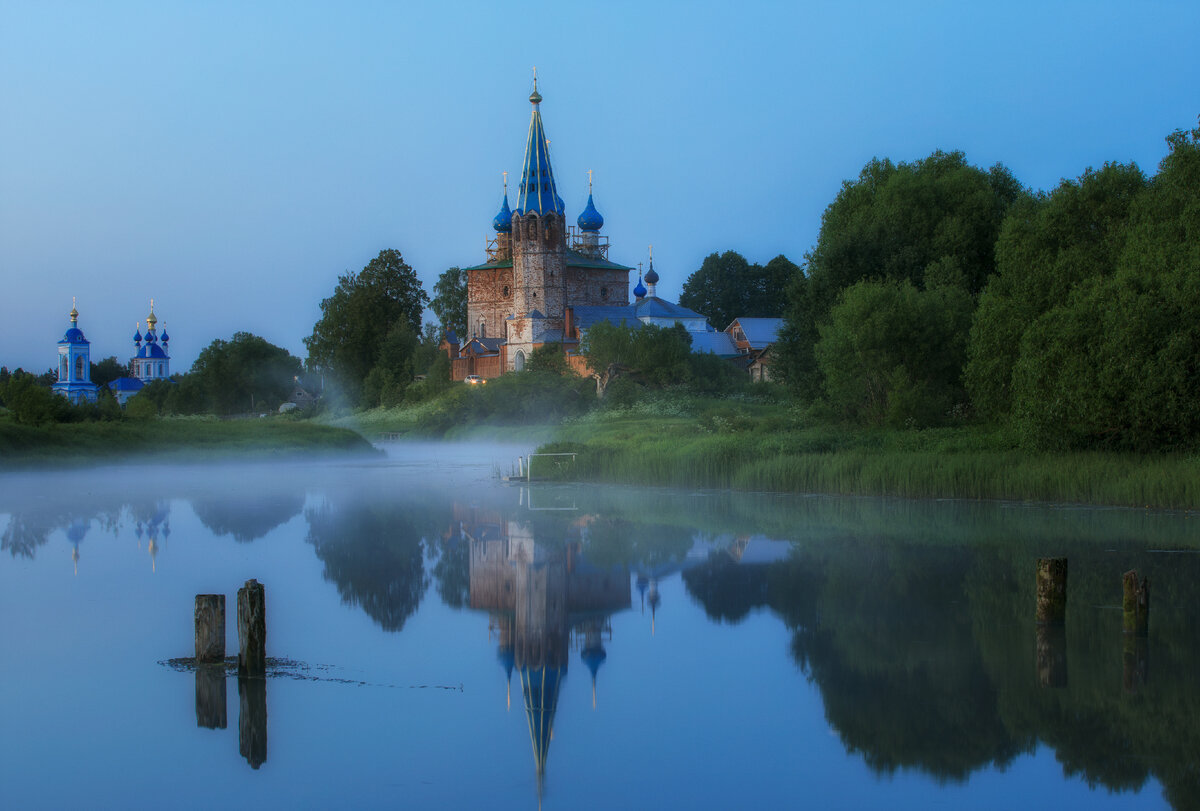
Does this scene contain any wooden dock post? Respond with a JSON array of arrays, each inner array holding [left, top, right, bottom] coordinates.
[[1035, 557, 1068, 625], [237, 579, 266, 678], [1122, 570, 1150, 637], [194, 594, 225, 663]]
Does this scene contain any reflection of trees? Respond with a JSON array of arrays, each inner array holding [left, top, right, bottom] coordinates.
[[582, 518, 694, 570], [192, 492, 304, 543], [1, 513, 55, 558], [431, 533, 470, 609], [304, 500, 432, 632], [682, 537, 1200, 806]]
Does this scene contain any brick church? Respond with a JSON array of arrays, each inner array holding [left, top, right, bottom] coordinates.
[[446, 79, 633, 380], [443, 76, 738, 381]]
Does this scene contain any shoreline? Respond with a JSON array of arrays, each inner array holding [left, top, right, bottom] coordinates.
[[0, 418, 379, 470]]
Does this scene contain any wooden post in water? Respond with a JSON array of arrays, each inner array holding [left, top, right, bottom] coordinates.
[[195, 594, 225, 663], [1035, 558, 1068, 625], [237, 579, 266, 678], [1122, 570, 1150, 637]]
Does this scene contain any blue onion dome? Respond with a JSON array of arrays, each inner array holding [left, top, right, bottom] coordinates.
[[580, 646, 607, 678], [577, 193, 604, 232], [644, 259, 659, 285], [160, 328, 169, 343], [145, 330, 156, 343], [133, 325, 143, 343], [633, 275, 647, 298], [492, 194, 513, 233], [63, 327, 86, 342]]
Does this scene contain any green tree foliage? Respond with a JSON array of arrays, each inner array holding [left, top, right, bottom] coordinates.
[[966, 162, 1147, 419], [361, 321, 420, 408], [679, 251, 796, 330], [527, 342, 571, 375], [0, 372, 69, 425], [89, 356, 127, 389], [187, 332, 303, 415], [780, 152, 1021, 399], [816, 279, 973, 426], [581, 321, 693, 394], [430, 266, 467, 338], [1009, 123, 1200, 450], [305, 249, 429, 404]]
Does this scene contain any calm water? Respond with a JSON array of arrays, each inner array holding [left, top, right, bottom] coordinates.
[[2, 442, 1198, 809]]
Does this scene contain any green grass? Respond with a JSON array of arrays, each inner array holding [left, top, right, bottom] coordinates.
[[0, 415, 378, 469], [540, 405, 1200, 509]]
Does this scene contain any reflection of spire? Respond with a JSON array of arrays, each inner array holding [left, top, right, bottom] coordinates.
[[67, 519, 88, 576], [637, 574, 648, 614], [580, 624, 607, 710], [148, 536, 158, 573], [521, 665, 563, 797], [648, 578, 661, 636]]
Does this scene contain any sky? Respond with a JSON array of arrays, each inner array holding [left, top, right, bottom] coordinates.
[[1, 0, 1197, 372]]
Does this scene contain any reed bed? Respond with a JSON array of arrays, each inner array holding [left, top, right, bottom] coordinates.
[[547, 418, 1200, 509]]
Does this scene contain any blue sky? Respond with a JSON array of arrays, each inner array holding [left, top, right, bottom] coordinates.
[[1, 0, 1197, 371]]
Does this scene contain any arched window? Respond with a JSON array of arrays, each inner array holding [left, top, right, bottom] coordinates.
[[514, 350, 526, 372], [74, 355, 84, 380], [60, 357, 67, 380], [478, 320, 487, 338], [158, 363, 164, 376]]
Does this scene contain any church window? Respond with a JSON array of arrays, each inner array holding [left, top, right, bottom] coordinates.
[[514, 350, 526, 372], [60, 358, 67, 380], [75, 355, 84, 380], [532, 292, 537, 299], [600, 286, 608, 300], [502, 285, 510, 297]]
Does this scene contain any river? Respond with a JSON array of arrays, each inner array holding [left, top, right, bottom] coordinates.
[[1, 442, 1196, 809]]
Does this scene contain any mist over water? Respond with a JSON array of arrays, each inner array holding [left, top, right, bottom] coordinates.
[[1, 443, 1195, 809]]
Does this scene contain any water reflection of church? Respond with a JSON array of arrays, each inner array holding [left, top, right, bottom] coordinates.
[[457, 503, 630, 786]]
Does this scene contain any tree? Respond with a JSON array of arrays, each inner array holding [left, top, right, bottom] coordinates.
[[430, 266, 467, 339], [778, 151, 1021, 400], [815, 279, 973, 426], [679, 251, 794, 331], [527, 342, 571, 376], [189, 332, 303, 415], [305, 249, 429, 404], [1008, 122, 1200, 450], [90, 356, 127, 389], [581, 321, 692, 396], [965, 162, 1147, 420]]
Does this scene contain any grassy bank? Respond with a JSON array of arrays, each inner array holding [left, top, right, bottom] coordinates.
[[0, 416, 378, 469], [538, 396, 1200, 509]]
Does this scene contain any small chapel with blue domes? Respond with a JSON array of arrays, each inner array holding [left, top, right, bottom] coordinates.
[[109, 301, 172, 405], [51, 300, 100, 404]]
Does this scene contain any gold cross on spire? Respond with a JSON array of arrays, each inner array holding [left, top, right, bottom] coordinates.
[[503, 170, 508, 195], [587, 169, 593, 194]]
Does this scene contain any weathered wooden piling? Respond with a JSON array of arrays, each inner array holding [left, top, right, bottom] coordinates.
[[195, 666, 228, 729], [238, 676, 267, 769], [1035, 557, 1068, 625], [194, 594, 225, 663], [1036, 625, 1068, 688], [237, 579, 266, 678], [1122, 569, 1150, 637]]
